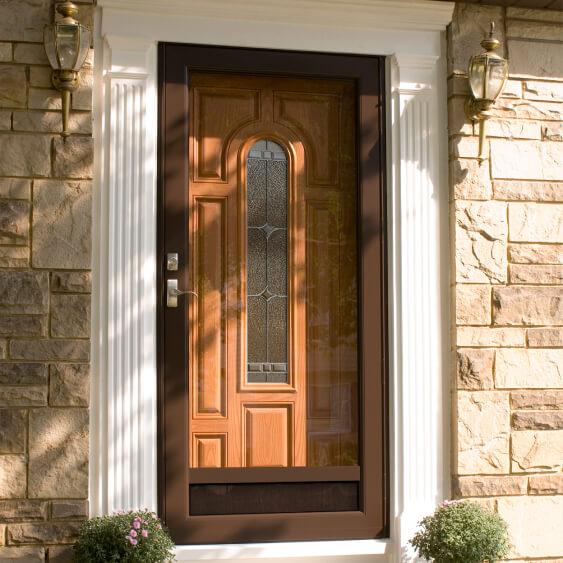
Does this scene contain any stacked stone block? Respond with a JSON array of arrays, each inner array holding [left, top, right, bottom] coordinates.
[[449, 5, 563, 561], [0, 0, 93, 560]]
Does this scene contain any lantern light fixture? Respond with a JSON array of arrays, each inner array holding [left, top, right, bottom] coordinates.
[[43, 1, 91, 137], [465, 22, 509, 161]]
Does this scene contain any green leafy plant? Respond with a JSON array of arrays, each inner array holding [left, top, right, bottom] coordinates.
[[410, 500, 510, 563], [73, 510, 175, 562]]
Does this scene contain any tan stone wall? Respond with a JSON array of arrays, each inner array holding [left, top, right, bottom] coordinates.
[[449, 5, 563, 561], [0, 0, 93, 560]]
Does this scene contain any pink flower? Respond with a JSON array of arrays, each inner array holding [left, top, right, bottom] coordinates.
[[132, 520, 141, 529], [129, 538, 138, 546], [440, 499, 464, 509], [141, 529, 149, 538], [130, 529, 137, 538]]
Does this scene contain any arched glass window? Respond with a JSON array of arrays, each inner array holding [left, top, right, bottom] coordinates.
[[246, 140, 288, 384]]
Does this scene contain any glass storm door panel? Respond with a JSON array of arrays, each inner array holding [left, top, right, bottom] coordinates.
[[187, 71, 358, 468]]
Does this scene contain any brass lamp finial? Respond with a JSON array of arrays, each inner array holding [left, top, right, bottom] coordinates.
[[480, 22, 500, 52], [56, 1, 79, 21]]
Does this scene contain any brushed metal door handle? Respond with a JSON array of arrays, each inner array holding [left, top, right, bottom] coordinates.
[[166, 279, 198, 308]]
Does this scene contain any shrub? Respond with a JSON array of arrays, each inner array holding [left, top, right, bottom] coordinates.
[[73, 510, 175, 562], [410, 500, 510, 563]]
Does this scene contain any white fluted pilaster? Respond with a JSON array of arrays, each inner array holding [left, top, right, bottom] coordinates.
[[91, 34, 157, 515], [388, 55, 450, 559]]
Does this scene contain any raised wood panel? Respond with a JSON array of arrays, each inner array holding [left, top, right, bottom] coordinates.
[[243, 404, 292, 467], [193, 434, 227, 468], [274, 92, 339, 186], [308, 433, 338, 468], [306, 199, 340, 421], [305, 195, 358, 467], [193, 87, 260, 182], [193, 197, 227, 418]]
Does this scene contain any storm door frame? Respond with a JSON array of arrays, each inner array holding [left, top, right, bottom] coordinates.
[[157, 44, 388, 545]]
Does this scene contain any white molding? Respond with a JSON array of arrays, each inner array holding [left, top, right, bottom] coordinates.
[[91, 1, 454, 561], [97, 2, 447, 62], [98, 0, 453, 32]]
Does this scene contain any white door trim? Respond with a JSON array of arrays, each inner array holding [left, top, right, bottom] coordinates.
[[90, 2, 454, 561]]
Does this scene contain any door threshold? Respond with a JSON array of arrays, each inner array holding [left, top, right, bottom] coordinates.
[[174, 539, 392, 562]]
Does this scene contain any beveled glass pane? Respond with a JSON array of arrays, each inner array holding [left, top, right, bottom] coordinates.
[[247, 158, 267, 227], [55, 24, 79, 69], [267, 160, 287, 228], [469, 56, 487, 99], [469, 54, 507, 101], [267, 228, 287, 296], [75, 25, 92, 71], [43, 26, 59, 69], [267, 296, 287, 364], [246, 140, 288, 385], [485, 58, 508, 100], [247, 229, 266, 296], [247, 296, 267, 364]]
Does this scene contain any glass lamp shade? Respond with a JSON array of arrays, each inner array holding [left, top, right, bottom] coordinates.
[[468, 53, 508, 102], [44, 22, 91, 72]]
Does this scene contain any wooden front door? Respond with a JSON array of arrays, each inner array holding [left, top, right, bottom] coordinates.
[[187, 72, 357, 468]]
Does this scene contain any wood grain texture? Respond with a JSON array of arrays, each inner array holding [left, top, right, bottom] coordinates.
[[193, 434, 227, 468], [193, 88, 260, 182], [191, 197, 227, 418], [244, 404, 292, 467], [274, 92, 340, 186]]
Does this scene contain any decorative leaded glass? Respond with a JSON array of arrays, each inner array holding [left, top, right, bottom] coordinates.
[[246, 140, 288, 384]]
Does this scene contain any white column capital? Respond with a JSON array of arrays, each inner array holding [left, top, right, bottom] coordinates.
[[103, 34, 155, 76], [391, 53, 441, 93]]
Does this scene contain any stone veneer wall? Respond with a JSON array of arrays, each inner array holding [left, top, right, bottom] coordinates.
[[449, 4, 563, 561], [0, 0, 93, 561]]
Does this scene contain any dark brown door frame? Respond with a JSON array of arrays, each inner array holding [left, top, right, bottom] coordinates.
[[157, 43, 388, 545]]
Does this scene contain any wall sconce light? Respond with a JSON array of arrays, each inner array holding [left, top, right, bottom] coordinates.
[[465, 22, 508, 161], [44, 1, 91, 138]]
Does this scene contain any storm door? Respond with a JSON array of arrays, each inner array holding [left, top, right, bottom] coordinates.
[[159, 44, 387, 545]]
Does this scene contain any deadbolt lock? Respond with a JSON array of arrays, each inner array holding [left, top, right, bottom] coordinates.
[[166, 252, 179, 271]]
